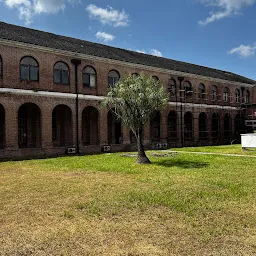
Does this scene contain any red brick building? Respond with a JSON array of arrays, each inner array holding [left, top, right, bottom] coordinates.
[[0, 22, 255, 159]]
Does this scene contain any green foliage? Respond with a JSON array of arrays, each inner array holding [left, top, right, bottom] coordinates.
[[102, 74, 168, 134]]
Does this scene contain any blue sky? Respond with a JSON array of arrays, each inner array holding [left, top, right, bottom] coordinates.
[[0, 0, 256, 80]]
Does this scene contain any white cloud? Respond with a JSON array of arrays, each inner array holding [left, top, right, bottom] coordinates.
[[2, 0, 78, 25], [86, 4, 129, 27], [228, 44, 256, 57], [95, 31, 115, 42], [136, 49, 146, 54], [132, 49, 163, 56], [150, 49, 163, 57], [198, 0, 255, 25]]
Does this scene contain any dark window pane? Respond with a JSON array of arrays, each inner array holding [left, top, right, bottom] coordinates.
[[30, 66, 38, 81], [83, 73, 90, 86], [62, 70, 69, 84], [54, 69, 61, 84], [0, 61, 2, 78], [114, 77, 119, 85], [21, 65, 29, 80], [108, 77, 113, 87]]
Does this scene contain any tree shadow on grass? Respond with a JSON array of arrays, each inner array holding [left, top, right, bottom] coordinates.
[[153, 159, 209, 169]]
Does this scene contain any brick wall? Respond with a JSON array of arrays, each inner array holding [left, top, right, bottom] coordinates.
[[0, 43, 254, 159]]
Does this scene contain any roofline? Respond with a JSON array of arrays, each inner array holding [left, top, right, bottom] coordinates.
[[0, 38, 255, 88]]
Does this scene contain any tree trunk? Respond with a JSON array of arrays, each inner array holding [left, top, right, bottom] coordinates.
[[136, 128, 150, 164]]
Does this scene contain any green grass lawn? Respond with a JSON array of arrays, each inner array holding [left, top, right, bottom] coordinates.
[[1, 145, 256, 255], [171, 144, 256, 155]]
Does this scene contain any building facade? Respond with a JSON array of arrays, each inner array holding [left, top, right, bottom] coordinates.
[[0, 22, 255, 159]]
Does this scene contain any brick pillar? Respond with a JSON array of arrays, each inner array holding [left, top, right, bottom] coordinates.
[[208, 112, 212, 145], [122, 126, 130, 145], [99, 108, 108, 145], [160, 110, 168, 143], [41, 104, 53, 149], [72, 105, 76, 147], [5, 102, 18, 150], [78, 104, 83, 149], [176, 111, 182, 147], [220, 114, 224, 142], [193, 112, 199, 145]]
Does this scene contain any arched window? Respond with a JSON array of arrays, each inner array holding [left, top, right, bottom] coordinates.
[[184, 81, 193, 97], [235, 89, 240, 103], [211, 85, 217, 101], [54, 62, 69, 85], [168, 79, 176, 98], [0, 55, 2, 79], [152, 76, 159, 82], [245, 90, 250, 104], [199, 83, 206, 99], [83, 66, 96, 88], [223, 87, 229, 102], [108, 70, 120, 87], [20, 56, 39, 81]]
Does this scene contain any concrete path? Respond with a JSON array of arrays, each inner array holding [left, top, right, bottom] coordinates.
[[167, 150, 256, 158]]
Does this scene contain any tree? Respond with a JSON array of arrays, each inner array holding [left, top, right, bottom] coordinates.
[[102, 74, 168, 164]]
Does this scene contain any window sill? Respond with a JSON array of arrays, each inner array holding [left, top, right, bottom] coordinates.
[[54, 83, 70, 86], [83, 85, 97, 89]]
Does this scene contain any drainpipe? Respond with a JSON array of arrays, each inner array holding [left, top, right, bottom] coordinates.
[[178, 76, 184, 147], [71, 59, 81, 154]]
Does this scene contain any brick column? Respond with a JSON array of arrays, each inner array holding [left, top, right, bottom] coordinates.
[[193, 112, 199, 144], [41, 104, 53, 149], [78, 103, 83, 149], [122, 126, 130, 145], [5, 102, 19, 150], [99, 108, 108, 145], [160, 110, 168, 143], [72, 105, 77, 147], [176, 111, 182, 147]]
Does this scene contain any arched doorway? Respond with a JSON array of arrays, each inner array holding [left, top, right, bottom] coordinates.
[[82, 106, 99, 145], [199, 112, 208, 140], [224, 113, 232, 143], [184, 112, 193, 140], [150, 111, 161, 142], [18, 103, 41, 148], [108, 111, 122, 144], [234, 114, 245, 143], [212, 113, 220, 144], [52, 105, 73, 147]]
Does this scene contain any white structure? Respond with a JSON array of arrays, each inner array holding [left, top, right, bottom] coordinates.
[[241, 134, 256, 149]]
